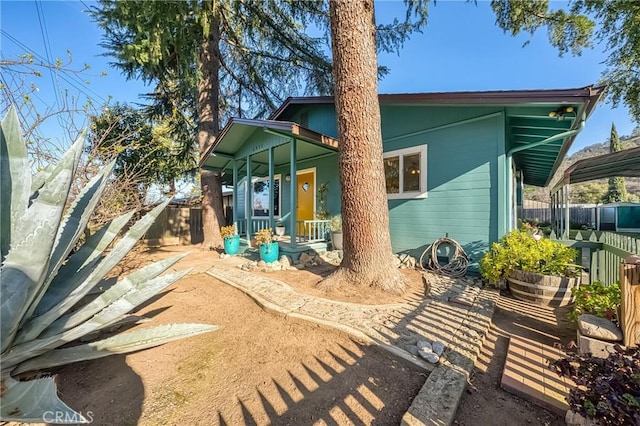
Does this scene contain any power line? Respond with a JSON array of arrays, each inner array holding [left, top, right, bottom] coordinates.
[[34, 0, 61, 109], [1, 29, 108, 104]]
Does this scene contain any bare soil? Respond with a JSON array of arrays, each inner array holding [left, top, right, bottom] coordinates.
[[42, 246, 574, 425]]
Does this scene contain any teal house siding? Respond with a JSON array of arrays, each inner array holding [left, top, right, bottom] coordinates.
[[383, 111, 502, 271], [202, 87, 602, 270]]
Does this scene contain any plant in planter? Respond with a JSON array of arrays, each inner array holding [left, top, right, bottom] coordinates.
[[220, 225, 240, 255], [569, 281, 621, 323], [255, 228, 279, 263], [480, 229, 581, 306], [551, 345, 640, 425], [275, 222, 286, 237], [329, 214, 343, 251]]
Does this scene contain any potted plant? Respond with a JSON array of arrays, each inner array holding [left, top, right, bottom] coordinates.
[[221, 225, 240, 255], [329, 214, 343, 250], [479, 229, 581, 306], [275, 221, 286, 237], [568, 280, 621, 323], [255, 227, 279, 263]]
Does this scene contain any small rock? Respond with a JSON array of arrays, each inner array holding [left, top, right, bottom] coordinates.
[[294, 263, 306, 270], [418, 349, 439, 364], [314, 255, 325, 266], [432, 341, 445, 356], [326, 251, 340, 260], [417, 340, 432, 351], [578, 314, 623, 342], [257, 260, 266, 267], [405, 344, 419, 356], [279, 255, 291, 268], [299, 252, 314, 265]]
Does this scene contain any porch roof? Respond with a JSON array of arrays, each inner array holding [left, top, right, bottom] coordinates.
[[270, 86, 606, 187], [199, 118, 338, 182]]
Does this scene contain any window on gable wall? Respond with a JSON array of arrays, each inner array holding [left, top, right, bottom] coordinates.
[[383, 145, 427, 199]]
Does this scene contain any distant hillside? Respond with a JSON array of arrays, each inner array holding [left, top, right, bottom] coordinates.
[[524, 130, 640, 202]]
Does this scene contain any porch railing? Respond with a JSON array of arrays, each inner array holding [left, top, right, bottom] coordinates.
[[235, 218, 271, 237], [296, 219, 331, 243], [554, 230, 640, 284], [235, 219, 330, 243]]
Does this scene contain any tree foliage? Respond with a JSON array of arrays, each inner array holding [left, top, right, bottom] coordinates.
[[89, 103, 196, 191], [491, 0, 640, 123], [603, 122, 629, 203]]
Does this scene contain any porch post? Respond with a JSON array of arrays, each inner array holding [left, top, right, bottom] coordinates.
[[290, 138, 297, 248], [559, 187, 564, 238], [246, 154, 253, 246], [564, 184, 570, 239], [268, 146, 275, 230], [232, 160, 238, 234]]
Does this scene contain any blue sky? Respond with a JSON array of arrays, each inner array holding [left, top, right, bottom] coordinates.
[[1, 0, 637, 155]]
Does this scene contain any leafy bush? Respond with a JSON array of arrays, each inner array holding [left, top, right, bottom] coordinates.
[[329, 214, 342, 232], [255, 228, 273, 245], [569, 281, 621, 323], [0, 107, 217, 423], [551, 345, 640, 425], [220, 225, 236, 239], [480, 229, 580, 284]]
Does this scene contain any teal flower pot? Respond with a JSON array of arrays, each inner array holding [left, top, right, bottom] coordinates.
[[223, 235, 240, 255], [259, 242, 279, 263]]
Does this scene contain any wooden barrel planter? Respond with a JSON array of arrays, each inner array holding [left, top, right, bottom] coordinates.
[[506, 269, 580, 307]]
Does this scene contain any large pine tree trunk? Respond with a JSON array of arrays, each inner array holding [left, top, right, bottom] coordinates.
[[198, 14, 225, 249], [321, 0, 407, 293]]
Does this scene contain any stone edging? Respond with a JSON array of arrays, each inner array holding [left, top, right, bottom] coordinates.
[[401, 288, 498, 426]]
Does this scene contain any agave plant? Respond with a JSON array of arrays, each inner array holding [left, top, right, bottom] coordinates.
[[0, 107, 218, 423]]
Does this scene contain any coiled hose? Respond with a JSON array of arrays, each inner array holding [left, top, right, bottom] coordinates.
[[419, 237, 469, 277]]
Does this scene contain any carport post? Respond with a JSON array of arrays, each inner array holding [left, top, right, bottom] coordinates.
[[232, 160, 238, 233], [290, 138, 297, 248], [246, 154, 253, 246]]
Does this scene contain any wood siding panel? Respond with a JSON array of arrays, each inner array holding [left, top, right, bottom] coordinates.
[[385, 112, 502, 271]]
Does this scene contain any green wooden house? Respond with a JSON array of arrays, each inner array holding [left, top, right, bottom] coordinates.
[[200, 86, 605, 267]]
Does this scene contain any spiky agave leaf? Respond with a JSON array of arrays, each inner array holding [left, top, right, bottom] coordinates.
[[0, 376, 88, 424], [2, 269, 193, 369], [23, 160, 116, 322], [32, 210, 137, 317], [13, 323, 219, 375], [0, 108, 219, 423], [41, 252, 191, 336], [0, 106, 30, 263], [0, 134, 84, 353], [16, 199, 172, 343]]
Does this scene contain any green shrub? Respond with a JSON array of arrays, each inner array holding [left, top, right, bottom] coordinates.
[[569, 281, 621, 323], [480, 229, 580, 284]]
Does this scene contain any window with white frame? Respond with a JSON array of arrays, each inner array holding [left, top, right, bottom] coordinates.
[[252, 175, 281, 217], [383, 145, 427, 199]]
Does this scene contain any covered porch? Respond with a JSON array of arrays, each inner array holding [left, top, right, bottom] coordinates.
[[199, 118, 340, 251]]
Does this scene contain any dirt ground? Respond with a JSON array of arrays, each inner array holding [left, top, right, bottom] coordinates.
[[46, 246, 575, 425]]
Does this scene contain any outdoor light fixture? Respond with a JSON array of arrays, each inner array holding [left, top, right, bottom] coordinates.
[[302, 182, 310, 192], [285, 174, 291, 182], [548, 106, 575, 121]]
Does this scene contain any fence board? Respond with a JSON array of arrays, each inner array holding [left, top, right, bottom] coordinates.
[[620, 262, 640, 347]]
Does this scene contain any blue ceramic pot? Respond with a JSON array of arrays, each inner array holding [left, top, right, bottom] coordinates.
[[259, 242, 279, 263], [223, 235, 240, 255]]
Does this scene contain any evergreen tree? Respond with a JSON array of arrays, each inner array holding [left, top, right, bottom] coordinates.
[[320, 0, 407, 293], [90, 0, 426, 248], [603, 122, 628, 203]]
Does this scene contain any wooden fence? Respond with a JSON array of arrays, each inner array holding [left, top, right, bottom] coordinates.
[[143, 206, 203, 246], [519, 206, 594, 225], [554, 231, 640, 285]]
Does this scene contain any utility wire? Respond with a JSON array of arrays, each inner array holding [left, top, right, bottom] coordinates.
[[1, 29, 108, 104], [34, 0, 61, 109]]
